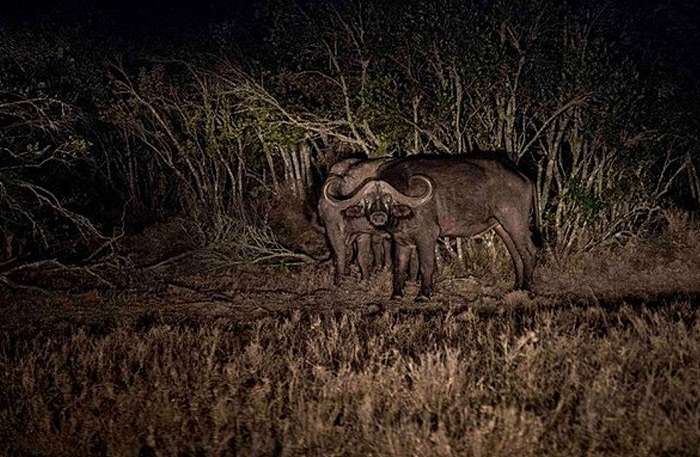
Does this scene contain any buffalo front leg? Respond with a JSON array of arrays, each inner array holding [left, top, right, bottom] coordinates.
[[355, 234, 373, 281], [372, 234, 392, 271], [325, 225, 349, 284], [391, 243, 413, 299], [408, 246, 419, 283]]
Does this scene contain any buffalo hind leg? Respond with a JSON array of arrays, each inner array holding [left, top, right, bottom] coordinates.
[[515, 234, 537, 290], [493, 223, 525, 290], [496, 210, 538, 290]]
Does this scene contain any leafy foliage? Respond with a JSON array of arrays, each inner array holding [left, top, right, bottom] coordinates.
[[1, 0, 698, 264]]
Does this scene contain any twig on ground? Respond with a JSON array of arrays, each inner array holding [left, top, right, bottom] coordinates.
[[0, 258, 116, 289]]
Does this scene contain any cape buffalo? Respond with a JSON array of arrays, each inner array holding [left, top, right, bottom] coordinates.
[[318, 157, 395, 282], [325, 154, 541, 300]]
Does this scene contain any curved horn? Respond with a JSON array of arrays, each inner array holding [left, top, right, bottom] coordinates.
[[377, 175, 434, 207], [322, 177, 375, 209]]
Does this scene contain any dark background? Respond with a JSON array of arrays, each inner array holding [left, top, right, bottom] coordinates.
[[1, 0, 699, 262], [4, 0, 699, 62]]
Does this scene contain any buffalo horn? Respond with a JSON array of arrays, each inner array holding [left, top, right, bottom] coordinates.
[[377, 175, 434, 207], [323, 174, 434, 209], [322, 177, 371, 209]]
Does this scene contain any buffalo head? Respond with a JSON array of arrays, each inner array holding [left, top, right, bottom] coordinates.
[[323, 175, 434, 228]]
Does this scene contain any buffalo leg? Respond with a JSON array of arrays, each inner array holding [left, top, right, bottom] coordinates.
[[383, 237, 392, 270], [514, 231, 538, 290], [493, 223, 525, 289], [355, 234, 373, 280], [325, 224, 349, 283], [518, 225, 539, 290], [408, 246, 419, 283], [497, 209, 538, 290], [373, 235, 392, 271], [415, 238, 437, 301], [391, 243, 413, 299]]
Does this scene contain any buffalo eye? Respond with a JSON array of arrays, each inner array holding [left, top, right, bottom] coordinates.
[[343, 205, 365, 218], [392, 205, 414, 219]]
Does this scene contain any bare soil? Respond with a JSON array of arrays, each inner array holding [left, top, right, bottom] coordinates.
[[2, 220, 699, 336]]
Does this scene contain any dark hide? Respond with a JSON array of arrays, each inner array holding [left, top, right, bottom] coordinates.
[[372, 155, 540, 300]]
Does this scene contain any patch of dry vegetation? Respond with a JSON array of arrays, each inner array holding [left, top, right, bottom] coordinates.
[[2, 299, 698, 457], [2, 215, 700, 457], [537, 210, 700, 299]]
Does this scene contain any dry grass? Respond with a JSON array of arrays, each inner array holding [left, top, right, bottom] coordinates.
[[1, 298, 699, 457], [2, 215, 700, 456]]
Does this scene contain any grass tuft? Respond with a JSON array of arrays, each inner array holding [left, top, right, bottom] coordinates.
[[2, 301, 699, 456]]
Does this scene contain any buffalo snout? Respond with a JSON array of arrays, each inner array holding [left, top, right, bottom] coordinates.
[[369, 211, 388, 226], [367, 192, 392, 227]]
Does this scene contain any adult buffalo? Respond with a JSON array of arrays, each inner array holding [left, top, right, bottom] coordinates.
[[317, 157, 395, 282], [324, 154, 541, 300]]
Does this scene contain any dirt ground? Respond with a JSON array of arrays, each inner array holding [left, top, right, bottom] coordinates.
[[2, 218, 700, 338]]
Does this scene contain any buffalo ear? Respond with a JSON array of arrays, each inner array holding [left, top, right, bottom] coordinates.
[[343, 205, 364, 218], [392, 205, 414, 219]]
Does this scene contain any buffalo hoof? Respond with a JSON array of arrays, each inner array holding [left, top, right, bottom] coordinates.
[[390, 294, 403, 301], [414, 294, 430, 303]]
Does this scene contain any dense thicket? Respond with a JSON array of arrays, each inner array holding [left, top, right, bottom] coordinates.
[[1, 0, 698, 264]]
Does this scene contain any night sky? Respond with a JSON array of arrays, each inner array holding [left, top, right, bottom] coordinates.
[[1, 0, 699, 92], [2, 0, 267, 40]]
